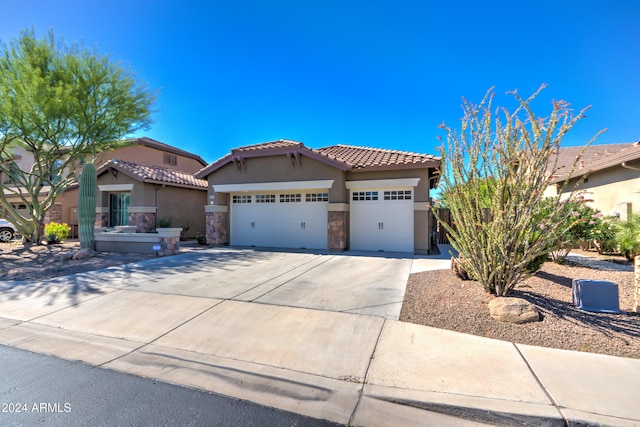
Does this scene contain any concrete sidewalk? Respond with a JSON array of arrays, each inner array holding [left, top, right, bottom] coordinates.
[[0, 248, 639, 426]]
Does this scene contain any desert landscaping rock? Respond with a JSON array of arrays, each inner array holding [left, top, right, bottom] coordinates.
[[72, 248, 96, 259], [488, 297, 541, 324]]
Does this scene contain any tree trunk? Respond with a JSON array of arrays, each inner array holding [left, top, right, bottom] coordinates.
[[23, 218, 46, 244]]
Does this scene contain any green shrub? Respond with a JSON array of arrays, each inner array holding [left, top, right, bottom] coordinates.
[[592, 215, 618, 254], [195, 232, 207, 245], [157, 217, 173, 228], [615, 213, 640, 261], [45, 222, 71, 244], [537, 198, 602, 263]]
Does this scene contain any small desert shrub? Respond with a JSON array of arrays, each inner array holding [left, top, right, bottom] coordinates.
[[45, 222, 71, 244], [156, 217, 173, 228], [195, 232, 207, 245]]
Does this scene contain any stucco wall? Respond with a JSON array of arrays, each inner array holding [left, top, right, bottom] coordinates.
[[155, 184, 206, 239], [557, 165, 640, 216], [207, 155, 347, 203], [93, 144, 205, 173], [346, 168, 433, 202]]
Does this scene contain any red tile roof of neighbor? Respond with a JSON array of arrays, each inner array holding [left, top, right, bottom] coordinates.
[[548, 141, 640, 183], [97, 159, 208, 189], [195, 139, 441, 178]]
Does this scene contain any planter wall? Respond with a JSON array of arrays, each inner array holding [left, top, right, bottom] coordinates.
[[95, 228, 182, 256]]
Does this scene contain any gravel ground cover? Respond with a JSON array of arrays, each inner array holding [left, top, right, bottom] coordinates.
[[401, 255, 640, 359]]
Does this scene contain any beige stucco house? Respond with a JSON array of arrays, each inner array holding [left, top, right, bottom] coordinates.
[[546, 141, 640, 219], [88, 159, 207, 239], [196, 140, 441, 254], [53, 137, 208, 237]]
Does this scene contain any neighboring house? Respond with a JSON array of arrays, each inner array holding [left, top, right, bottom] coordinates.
[[0, 138, 207, 237], [545, 141, 640, 219], [52, 137, 208, 236], [196, 140, 441, 254], [90, 159, 207, 239]]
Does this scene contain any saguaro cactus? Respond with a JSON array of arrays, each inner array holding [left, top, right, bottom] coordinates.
[[78, 162, 97, 249]]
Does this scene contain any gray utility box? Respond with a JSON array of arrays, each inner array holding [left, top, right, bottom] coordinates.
[[572, 279, 620, 314]]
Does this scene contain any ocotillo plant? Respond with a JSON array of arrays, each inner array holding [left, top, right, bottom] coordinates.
[[436, 85, 604, 296], [78, 162, 97, 249]]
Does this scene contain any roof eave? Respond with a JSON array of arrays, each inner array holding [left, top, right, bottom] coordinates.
[[142, 178, 208, 190], [348, 160, 441, 172]]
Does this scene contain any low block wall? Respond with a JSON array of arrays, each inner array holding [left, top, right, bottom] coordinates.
[[95, 228, 182, 256]]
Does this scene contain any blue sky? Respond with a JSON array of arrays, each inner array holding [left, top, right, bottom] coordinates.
[[1, 0, 639, 164]]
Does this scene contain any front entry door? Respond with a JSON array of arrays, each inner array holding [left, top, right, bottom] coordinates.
[[109, 193, 130, 227]]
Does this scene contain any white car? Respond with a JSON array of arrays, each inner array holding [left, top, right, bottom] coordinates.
[[0, 219, 17, 242]]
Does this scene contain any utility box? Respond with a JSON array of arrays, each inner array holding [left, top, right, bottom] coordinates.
[[572, 279, 620, 314]]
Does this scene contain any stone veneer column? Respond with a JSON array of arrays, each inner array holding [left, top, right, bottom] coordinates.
[[95, 207, 109, 227], [128, 206, 157, 233], [327, 204, 348, 251], [44, 203, 63, 224], [157, 228, 182, 256], [205, 205, 229, 245]]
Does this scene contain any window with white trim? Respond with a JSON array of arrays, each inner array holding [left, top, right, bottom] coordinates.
[[306, 192, 328, 202], [383, 190, 412, 200], [255, 194, 276, 203], [352, 191, 379, 201], [232, 195, 252, 203], [280, 193, 301, 203]]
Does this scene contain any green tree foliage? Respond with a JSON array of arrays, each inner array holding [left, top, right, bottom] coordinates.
[[0, 28, 155, 243], [436, 85, 603, 296]]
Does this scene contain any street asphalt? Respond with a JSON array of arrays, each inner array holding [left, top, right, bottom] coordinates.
[[0, 344, 338, 426], [0, 246, 638, 426]]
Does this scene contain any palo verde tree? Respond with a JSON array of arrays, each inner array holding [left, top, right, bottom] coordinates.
[[436, 85, 604, 296], [0, 28, 155, 243]]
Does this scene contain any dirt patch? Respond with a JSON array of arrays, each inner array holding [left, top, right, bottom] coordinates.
[[401, 260, 640, 359], [0, 240, 158, 281]]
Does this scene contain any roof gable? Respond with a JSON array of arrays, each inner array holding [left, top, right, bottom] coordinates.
[[97, 159, 207, 189], [196, 140, 441, 178]]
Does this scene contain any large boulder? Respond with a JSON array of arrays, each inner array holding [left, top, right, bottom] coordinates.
[[72, 248, 96, 260], [488, 297, 540, 324]]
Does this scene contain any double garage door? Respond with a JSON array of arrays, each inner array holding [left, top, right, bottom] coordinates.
[[229, 187, 415, 253], [230, 192, 329, 249]]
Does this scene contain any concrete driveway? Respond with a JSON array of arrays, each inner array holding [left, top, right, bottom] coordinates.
[[10, 247, 413, 319]]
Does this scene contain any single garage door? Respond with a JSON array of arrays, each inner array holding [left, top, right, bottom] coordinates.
[[350, 188, 414, 253], [230, 192, 328, 249]]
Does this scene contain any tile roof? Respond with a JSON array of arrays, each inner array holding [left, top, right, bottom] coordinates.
[[195, 140, 441, 178], [548, 142, 640, 183], [318, 144, 440, 170], [98, 159, 208, 189], [231, 139, 304, 153]]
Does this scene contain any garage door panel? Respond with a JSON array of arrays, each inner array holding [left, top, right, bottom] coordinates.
[[230, 194, 328, 249], [350, 193, 414, 253]]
